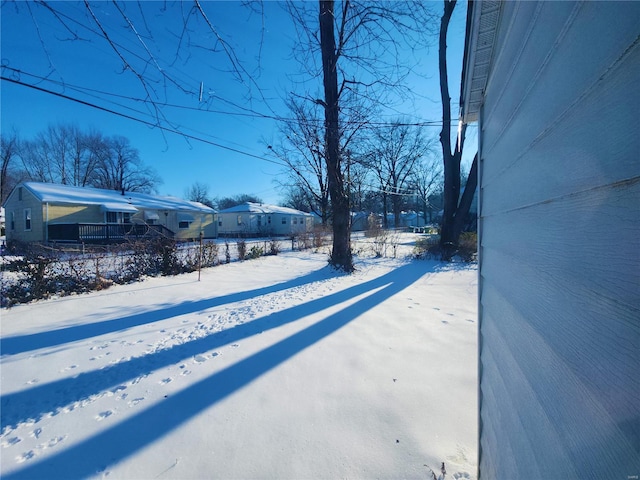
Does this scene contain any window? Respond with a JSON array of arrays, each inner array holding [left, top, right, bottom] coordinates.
[[237, 215, 242, 226], [123, 213, 131, 224], [179, 221, 190, 229], [293, 217, 297, 225], [10, 211, 15, 230], [106, 212, 118, 223], [218, 220, 222, 227], [24, 209, 31, 231], [268, 216, 271, 224], [282, 217, 287, 225]]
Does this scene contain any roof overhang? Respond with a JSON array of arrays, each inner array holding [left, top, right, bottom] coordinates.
[[460, 0, 502, 123], [143, 210, 160, 221], [100, 203, 138, 213]]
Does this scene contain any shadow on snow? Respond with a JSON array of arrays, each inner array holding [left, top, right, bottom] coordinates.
[[0, 265, 338, 356], [2, 261, 430, 480]]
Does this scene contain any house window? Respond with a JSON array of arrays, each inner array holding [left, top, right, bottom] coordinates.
[[293, 217, 297, 225], [218, 220, 222, 227], [123, 213, 131, 224], [179, 221, 190, 229], [237, 215, 242, 226], [282, 217, 287, 225], [24, 209, 31, 231], [268, 216, 271, 224], [10, 211, 15, 230]]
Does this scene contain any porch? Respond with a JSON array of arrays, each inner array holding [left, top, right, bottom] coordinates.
[[48, 223, 175, 244]]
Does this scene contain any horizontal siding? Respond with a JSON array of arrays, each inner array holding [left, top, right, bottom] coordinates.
[[482, 39, 640, 215], [48, 204, 103, 224], [477, 1, 640, 478], [480, 279, 635, 477], [481, 1, 640, 193], [174, 213, 215, 240], [5, 187, 45, 242]]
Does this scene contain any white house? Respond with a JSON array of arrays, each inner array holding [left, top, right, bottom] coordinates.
[[217, 202, 314, 237], [461, 1, 639, 478]]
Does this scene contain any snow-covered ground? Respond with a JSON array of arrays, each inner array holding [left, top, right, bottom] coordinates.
[[1, 238, 478, 479]]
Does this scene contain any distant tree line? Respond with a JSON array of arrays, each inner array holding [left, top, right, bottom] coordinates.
[[1, 124, 162, 203]]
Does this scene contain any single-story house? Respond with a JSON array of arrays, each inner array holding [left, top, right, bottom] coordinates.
[[461, 1, 639, 478], [3, 181, 217, 244], [217, 202, 314, 237]]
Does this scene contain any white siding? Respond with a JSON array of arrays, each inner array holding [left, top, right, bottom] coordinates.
[[475, 1, 640, 478]]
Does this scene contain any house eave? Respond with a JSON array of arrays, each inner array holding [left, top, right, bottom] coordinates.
[[460, 0, 502, 124]]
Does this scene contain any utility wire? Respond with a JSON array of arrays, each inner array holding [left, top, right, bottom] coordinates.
[[1, 75, 288, 168], [3, 67, 462, 128]]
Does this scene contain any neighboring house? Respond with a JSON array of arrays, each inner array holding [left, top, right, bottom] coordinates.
[[217, 202, 314, 237], [3, 182, 217, 244], [461, 1, 639, 478]]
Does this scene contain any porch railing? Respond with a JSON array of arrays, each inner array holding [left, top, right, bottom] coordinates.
[[48, 223, 175, 243]]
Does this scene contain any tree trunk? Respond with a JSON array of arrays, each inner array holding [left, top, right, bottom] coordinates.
[[438, 0, 477, 260], [319, 0, 353, 271]]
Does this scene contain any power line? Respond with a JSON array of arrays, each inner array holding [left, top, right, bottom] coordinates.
[[1, 75, 288, 168], [2, 66, 466, 129]]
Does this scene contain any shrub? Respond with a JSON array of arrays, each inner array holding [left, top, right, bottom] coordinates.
[[248, 245, 264, 259], [201, 242, 220, 267], [225, 241, 231, 263], [236, 240, 247, 261], [268, 238, 280, 256], [457, 231, 478, 262]]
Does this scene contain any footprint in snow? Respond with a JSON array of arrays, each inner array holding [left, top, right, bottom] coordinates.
[[59, 364, 78, 373], [96, 410, 114, 421], [30, 428, 42, 439], [37, 435, 66, 450], [16, 450, 36, 463], [2, 437, 22, 448], [193, 355, 207, 364], [129, 397, 145, 407], [160, 378, 172, 385]]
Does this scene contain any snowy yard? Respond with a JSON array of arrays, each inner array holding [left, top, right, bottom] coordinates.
[[1, 239, 478, 479]]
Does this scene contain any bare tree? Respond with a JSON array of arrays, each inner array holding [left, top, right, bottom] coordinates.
[[288, 1, 437, 270], [185, 182, 214, 208], [438, 0, 477, 259], [1, 131, 22, 204], [268, 96, 330, 224], [410, 155, 443, 225], [94, 136, 161, 193], [363, 121, 434, 228]]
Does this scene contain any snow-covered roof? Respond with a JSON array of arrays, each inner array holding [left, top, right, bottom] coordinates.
[[218, 202, 312, 216], [18, 182, 215, 213]]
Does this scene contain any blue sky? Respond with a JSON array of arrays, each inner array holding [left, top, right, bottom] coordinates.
[[1, 1, 471, 205]]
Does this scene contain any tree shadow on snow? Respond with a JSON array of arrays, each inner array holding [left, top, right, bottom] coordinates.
[[0, 266, 338, 356], [2, 261, 428, 480]]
